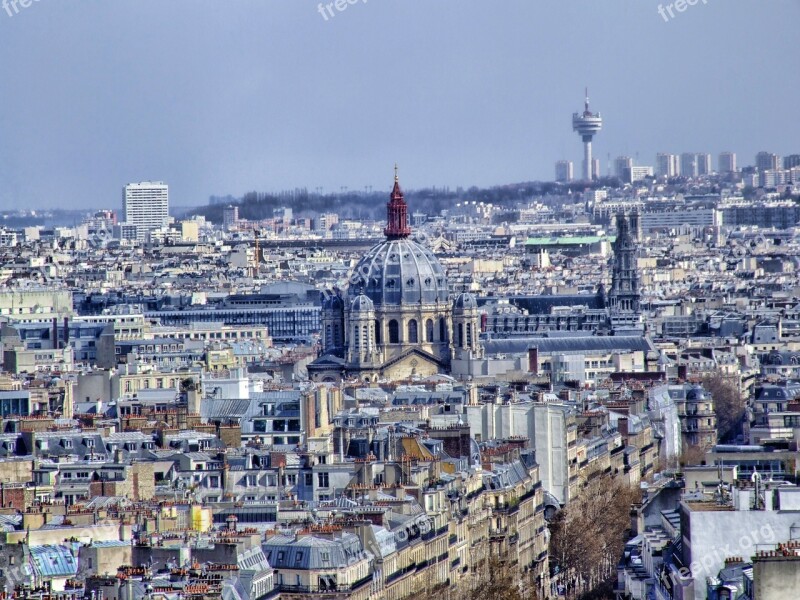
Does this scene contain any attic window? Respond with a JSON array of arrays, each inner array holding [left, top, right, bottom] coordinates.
[[321, 552, 330, 562], [295, 552, 303, 563]]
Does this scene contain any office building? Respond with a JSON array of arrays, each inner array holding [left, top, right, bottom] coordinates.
[[696, 152, 711, 175], [680, 153, 698, 178], [555, 160, 574, 183], [719, 152, 737, 173], [223, 205, 239, 230], [783, 154, 800, 170], [756, 151, 781, 172], [624, 166, 654, 184], [122, 181, 169, 242], [656, 153, 679, 178], [614, 156, 633, 179]]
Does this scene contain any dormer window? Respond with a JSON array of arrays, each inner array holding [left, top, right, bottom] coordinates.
[[63, 439, 73, 449]]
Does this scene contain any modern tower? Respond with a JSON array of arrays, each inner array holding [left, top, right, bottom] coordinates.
[[719, 152, 737, 173], [680, 153, 698, 178], [572, 89, 603, 181], [555, 160, 574, 183], [122, 181, 169, 242]]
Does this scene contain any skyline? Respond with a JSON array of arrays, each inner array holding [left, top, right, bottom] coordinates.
[[0, 1, 797, 209]]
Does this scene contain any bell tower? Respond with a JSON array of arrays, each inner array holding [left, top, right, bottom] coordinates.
[[609, 209, 641, 313], [384, 165, 412, 240]]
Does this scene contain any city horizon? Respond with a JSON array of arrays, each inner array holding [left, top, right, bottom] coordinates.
[[0, 1, 797, 209]]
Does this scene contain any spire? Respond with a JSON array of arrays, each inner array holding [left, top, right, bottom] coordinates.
[[385, 165, 411, 239], [584, 86, 590, 115]]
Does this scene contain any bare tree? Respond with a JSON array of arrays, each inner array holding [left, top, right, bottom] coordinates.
[[702, 371, 746, 442], [549, 472, 640, 599]]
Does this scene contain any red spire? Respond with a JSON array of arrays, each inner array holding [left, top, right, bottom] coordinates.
[[384, 165, 411, 239]]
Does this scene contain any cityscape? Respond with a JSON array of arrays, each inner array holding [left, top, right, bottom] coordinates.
[[0, 2, 798, 600]]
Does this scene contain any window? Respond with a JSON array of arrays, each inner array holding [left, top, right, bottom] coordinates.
[[374, 319, 381, 345], [426, 319, 434, 343], [317, 472, 330, 488], [388, 320, 399, 344], [440, 317, 448, 342], [457, 323, 464, 348], [407, 319, 418, 343], [295, 552, 304, 563]]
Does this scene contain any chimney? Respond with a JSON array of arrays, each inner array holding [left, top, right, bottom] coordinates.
[[528, 347, 539, 374]]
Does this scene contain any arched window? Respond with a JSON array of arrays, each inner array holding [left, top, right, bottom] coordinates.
[[425, 319, 434, 343], [388, 320, 400, 344], [439, 317, 448, 342], [408, 319, 419, 344], [458, 323, 464, 348], [467, 323, 473, 348], [374, 319, 381, 345]]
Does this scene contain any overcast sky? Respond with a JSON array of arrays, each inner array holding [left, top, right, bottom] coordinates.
[[0, 0, 797, 210]]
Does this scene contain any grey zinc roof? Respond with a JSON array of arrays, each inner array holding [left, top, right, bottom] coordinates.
[[484, 335, 654, 356], [263, 532, 366, 570], [29, 545, 78, 578]]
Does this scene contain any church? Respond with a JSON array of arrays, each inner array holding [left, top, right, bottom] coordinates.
[[307, 170, 643, 383], [307, 171, 483, 383]]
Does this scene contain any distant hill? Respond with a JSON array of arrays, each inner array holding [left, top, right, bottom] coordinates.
[[185, 178, 619, 224]]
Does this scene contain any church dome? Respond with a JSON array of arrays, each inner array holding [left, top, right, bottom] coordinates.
[[350, 293, 374, 312], [453, 292, 478, 310], [349, 238, 448, 306], [347, 169, 448, 307]]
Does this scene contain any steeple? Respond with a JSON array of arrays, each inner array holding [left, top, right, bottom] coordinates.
[[384, 165, 412, 239]]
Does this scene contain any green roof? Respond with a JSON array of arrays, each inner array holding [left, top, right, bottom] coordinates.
[[524, 235, 615, 246]]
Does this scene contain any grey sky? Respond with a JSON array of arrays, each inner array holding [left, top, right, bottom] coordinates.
[[0, 0, 797, 210]]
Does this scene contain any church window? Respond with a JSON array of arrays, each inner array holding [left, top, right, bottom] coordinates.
[[426, 319, 434, 343], [408, 320, 419, 343], [458, 323, 464, 348], [374, 319, 381, 345], [467, 323, 473, 348], [439, 317, 448, 342], [388, 320, 400, 344]]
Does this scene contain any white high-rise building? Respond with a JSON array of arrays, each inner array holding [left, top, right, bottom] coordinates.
[[122, 182, 169, 242], [680, 153, 698, 178], [696, 153, 712, 176], [656, 153, 679, 178], [555, 160, 574, 183]]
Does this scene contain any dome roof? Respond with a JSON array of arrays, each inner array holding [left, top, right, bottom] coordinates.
[[453, 292, 478, 310], [686, 385, 708, 401], [348, 238, 448, 306], [350, 293, 374, 312]]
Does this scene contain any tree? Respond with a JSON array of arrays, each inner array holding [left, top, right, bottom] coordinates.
[[549, 472, 640, 599], [702, 372, 746, 443]]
